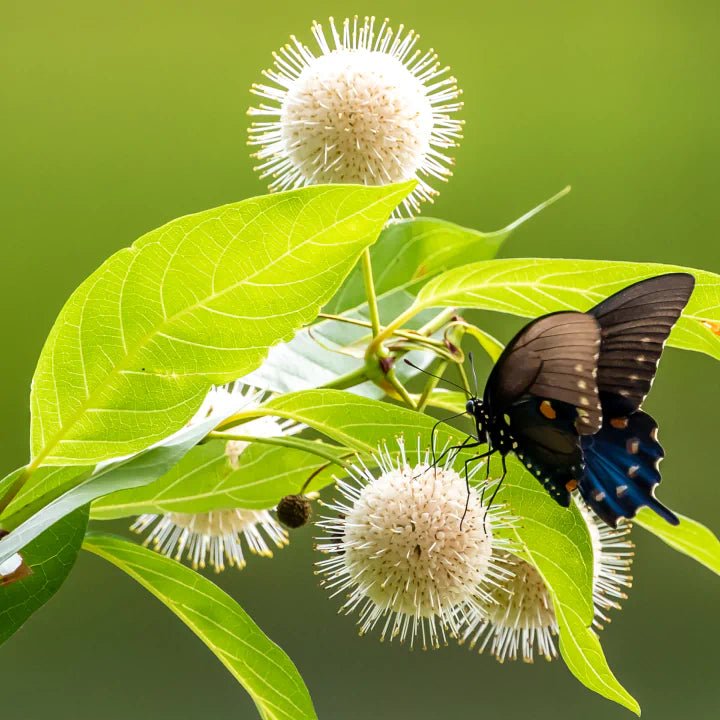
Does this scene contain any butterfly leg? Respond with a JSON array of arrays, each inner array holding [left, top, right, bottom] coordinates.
[[460, 449, 496, 531], [433, 413, 490, 476], [482, 453, 508, 531], [429, 411, 474, 472]]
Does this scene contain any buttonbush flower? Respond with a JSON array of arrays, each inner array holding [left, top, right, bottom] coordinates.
[[131, 509, 288, 573], [460, 501, 634, 662], [248, 16, 463, 215], [316, 439, 515, 649], [131, 384, 301, 572]]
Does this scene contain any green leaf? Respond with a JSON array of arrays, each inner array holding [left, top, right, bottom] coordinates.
[[0, 413, 221, 562], [91, 436, 349, 519], [83, 533, 317, 720], [30, 182, 412, 468], [409, 258, 720, 360], [554, 602, 641, 715], [635, 508, 720, 574], [488, 459, 638, 712], [0, 507, 88, 646], [246, 190, 568, 395]]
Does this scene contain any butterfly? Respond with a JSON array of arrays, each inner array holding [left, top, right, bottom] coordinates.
[[429, 273, 695, 527]]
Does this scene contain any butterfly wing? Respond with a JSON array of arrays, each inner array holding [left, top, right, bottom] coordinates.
[[579, 411, 678, 527], [579, 273, 694, 525], [589, 273, 695, 414], [486, 312, 603, 433], [507, 397, 585, 506], [484, 312, 602, 505]]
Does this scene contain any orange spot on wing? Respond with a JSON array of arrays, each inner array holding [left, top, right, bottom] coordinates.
[[540, 400, 557, 420], [610, 417, 629, 429], [702, 320, 720, 337], [565, 479, 578, 492]]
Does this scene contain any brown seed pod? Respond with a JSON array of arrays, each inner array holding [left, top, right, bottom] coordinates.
[[276, 494, 313, 529]]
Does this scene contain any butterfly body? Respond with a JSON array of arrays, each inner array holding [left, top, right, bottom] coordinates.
[[459, 273, 695, 527]]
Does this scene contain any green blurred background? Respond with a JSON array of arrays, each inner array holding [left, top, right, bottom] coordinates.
[[1, 1, 719, 718]]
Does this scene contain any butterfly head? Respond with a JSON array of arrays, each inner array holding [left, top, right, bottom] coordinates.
[[465, 397, 488, 431]]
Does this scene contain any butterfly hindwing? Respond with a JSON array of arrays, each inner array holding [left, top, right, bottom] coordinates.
[[578, 410, 678, 526], [589, 273, 695, 413], [507, 397, 585, 506]]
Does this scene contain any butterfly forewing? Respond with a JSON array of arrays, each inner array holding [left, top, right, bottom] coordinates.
[[589, 273, 695, 413], [486, 312, 603, 434]]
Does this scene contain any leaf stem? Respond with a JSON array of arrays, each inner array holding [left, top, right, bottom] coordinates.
[[360, 249, 382, 337], [318, 365, 370, 390], [366, 302, 433, 356], [418, 307, 457, 336], [383, 368, 417, 409], [316, 312, 448, 348], [208, 431, 353, 470]]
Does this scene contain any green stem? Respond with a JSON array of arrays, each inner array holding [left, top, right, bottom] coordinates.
[[418, 307, 457, 336], [208, 431, 353, 470], [317, 365, 370, 390], [316, 312, 448, 348], [387, 341, 458, 363], [384, 368, 417, 409], [360, 249, 382, 337], [367, 303, 431, 356]]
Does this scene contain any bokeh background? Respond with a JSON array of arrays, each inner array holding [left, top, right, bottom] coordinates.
[[2, 1, 719, 718]]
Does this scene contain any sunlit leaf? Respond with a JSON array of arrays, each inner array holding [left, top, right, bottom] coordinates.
[[635, 508, 720, 575], [83, 533, 317, 720], [30, 183, 412, 468], [0, 507, 87, 646], [408, 258, 720, 359], [554, 602, 640, 715]]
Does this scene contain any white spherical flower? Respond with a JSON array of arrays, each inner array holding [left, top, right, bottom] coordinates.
[[460, 500, 634, 662], [131, 383, 301, 573], [316, 439, 515, 649], [248, 16, 463, 216]]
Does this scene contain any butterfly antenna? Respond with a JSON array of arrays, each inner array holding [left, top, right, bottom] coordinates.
[[403, 359, 470, 397], [468, 351, 479, 398]]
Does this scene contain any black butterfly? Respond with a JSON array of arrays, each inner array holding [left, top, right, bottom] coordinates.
[[428, 273, 695, 527]]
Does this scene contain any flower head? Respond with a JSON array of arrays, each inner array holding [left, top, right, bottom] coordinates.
[[248, 16, 463, 215], [131, 383, 301, 572], [316, 439, 515, 649], [460, 500, 634, 662], [131, 509, 287, 572]]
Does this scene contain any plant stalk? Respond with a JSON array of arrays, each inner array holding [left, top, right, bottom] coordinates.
[[360, 249, 382, 337]]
